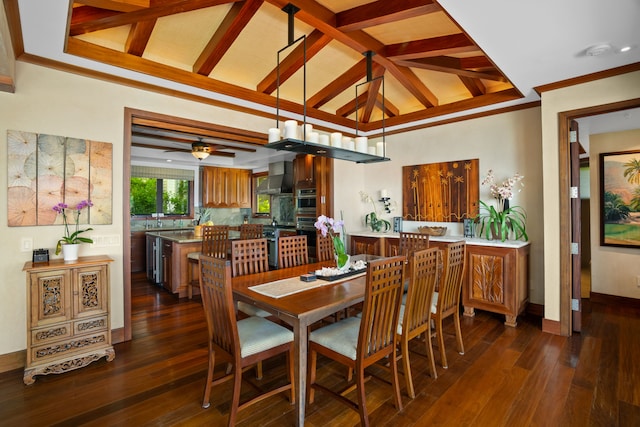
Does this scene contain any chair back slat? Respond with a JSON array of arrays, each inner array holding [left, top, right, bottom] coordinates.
[[438, 241, 466, 315], [199, 256, 238, 357], [278, 235, 309, 268], [358, 256, 405, 360], [404, 247, 440, 332], [316, 232, 336, 262], [230, 238, 269, 277], [201, 225, 230, 258], [399, 231, 430, 258], [239, 223, 264, 240]]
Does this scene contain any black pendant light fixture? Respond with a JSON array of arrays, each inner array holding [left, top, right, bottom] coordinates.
[[265, 3, 389, 164]]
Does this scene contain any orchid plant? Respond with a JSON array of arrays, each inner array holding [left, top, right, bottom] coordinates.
[[476, 170, 528, 241], [314, 215, 348, 269], [360, 191, 391, 232], [53, 200, 94, 254]]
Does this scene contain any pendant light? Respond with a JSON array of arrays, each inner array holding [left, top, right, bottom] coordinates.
[[265, 3, 389, 164], [191, 139, 210, 160]]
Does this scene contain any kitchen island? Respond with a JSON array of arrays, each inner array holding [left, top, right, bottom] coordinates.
[[146, 230, 202, 298], [349, 230, 530, 327]]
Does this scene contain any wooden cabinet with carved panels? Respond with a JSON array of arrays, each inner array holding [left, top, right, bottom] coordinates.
[[23, 255, 114, 384]]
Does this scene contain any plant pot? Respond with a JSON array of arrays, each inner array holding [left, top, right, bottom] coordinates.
[[62, 243, 79, 261]]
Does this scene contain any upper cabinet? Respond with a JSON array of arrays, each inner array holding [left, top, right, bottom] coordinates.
[[293, 154, 333, 217], [202, 166, 251, 208]]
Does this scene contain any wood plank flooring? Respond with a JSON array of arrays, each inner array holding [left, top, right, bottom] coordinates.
[[1, 274, 639, 426]]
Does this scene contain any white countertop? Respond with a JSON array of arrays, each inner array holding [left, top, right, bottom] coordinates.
[[348, 230, 530, 248]]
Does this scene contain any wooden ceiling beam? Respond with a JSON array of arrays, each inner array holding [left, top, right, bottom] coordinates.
[[395, 57, 508, 82], [386, 34, 477, 61], [73, 1, 149, 14], [132, 118, 266, 145], [336, 0, 440, 32], [69, 0, 242, 36], [125, 19, 156, 56], [194, 0, 263, 76], [307, 59, 366, 109], [360, 64, 385, 123], [336, 92, 398, 118], [265, 0, 438, 109], [459, 56, 494, 70], [257, 29, 332, 94], [459, 76, 486, 97], [132, 130, 257, 151]]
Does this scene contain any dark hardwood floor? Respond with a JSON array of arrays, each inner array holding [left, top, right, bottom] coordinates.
[[1, 273, 639, 426]]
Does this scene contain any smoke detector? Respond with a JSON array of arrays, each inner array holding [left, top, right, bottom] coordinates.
[[585, 44, 612, 57]]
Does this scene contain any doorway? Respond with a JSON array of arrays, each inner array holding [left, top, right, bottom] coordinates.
[[558, 99, 640, 335]]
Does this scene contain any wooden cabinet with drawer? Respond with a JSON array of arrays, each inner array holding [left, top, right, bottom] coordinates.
[[23, 256, 114, 384]]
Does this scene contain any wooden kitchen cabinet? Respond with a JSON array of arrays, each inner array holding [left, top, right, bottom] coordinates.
[[130, 231, 146, 273], [201, 166, 251, 208], [350, 235, 382, 256], [385, 237, 400, 257], [294, 154, 333, 216], [23, 256, 114, 384]]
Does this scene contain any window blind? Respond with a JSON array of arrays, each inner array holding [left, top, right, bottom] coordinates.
[[131, 166, 194, 181]]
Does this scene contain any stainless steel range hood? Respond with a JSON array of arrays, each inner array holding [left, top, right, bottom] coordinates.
[[257, 161, 293, 194]]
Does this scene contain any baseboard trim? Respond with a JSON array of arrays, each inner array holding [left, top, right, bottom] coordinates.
[[542, 318, 562, 335], [590, 292, 640, 307], [0, 350, 25, 374], [526, 303, 544, 318], [112, 327, 125, 344]]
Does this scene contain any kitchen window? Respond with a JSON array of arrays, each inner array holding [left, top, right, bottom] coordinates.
[[130, 166, 194, 217], [253, 172, 270, 216]]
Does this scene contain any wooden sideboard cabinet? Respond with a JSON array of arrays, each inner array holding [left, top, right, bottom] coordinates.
[[23, 255, 115, 384], [350, 235, 382, 256], [462, 243, 530, 327]]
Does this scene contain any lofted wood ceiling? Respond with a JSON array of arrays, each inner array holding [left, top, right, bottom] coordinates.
[[66, 0, 520, 134]]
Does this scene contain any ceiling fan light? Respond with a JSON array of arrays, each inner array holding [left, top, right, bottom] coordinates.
[[192, 140, 210, 160]]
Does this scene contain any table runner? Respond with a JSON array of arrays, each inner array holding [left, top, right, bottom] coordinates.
[[249, 271, 366, 298]]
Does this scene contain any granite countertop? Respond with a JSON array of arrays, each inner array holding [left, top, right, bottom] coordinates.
[[146, 228, 242, 243], [348, 230, 530, 248]]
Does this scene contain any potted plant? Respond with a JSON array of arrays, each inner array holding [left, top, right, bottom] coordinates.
[[476, 170, 528, 242], [53, 200, 94, 260], [360, 191, 391, 232], [315, 215, 349, 270]]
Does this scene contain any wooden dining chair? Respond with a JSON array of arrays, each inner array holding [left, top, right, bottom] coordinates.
[[231, 238, 273, 320], [198, 255, 295, 426], [230, 238, 269, 277], [278, 235, 308, 268], [316, 232, 335, 262], [398, 231, 430, 257], [308, 256, 406, 427], [188, 225, 230, 299], [396, 247, 440, 398], [239, 223, 263, 240], [431, 240, 466, 369]]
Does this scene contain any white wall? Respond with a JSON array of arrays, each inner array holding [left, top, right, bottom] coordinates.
[[541, 70, 640, 321], [590, 129, 640, 298], [333, 107, 545, 305], [0, 62, 273, 355]]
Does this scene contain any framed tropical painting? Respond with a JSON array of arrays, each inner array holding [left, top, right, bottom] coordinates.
[[600, 150, 640, 248]]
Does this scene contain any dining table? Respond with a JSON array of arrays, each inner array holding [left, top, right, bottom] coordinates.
[[232, 260, 368, 426]]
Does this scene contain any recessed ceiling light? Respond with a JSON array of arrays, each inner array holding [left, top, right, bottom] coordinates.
[[166, 159, 172, 162], [620, 46, 632, 53]]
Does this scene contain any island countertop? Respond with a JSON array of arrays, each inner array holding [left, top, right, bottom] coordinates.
[[348, 230, 530, 248], [146, 230, 202, 243]]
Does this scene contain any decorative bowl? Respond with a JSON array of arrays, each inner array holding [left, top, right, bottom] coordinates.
[[417, 226, 447, 236]]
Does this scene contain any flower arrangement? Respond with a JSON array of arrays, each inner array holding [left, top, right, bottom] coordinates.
[[360, 191, 391, 232], [314, 215, 348, 269], [53, 200, 94, 255], [476, 170, 528, 241]]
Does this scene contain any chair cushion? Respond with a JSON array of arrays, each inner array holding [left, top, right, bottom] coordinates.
[[309, 317, 361, 360], [237, 301, 272, 318], [397, 304, 406, 335], [431, 291, 439, 314], [237, 316, 293, 358]]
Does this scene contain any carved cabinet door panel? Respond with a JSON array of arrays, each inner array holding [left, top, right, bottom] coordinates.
[[72, 265, 108, 318], [30, 269, 72, 328]]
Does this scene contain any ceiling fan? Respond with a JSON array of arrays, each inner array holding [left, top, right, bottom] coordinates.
[[160, 137, 236, 159]]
